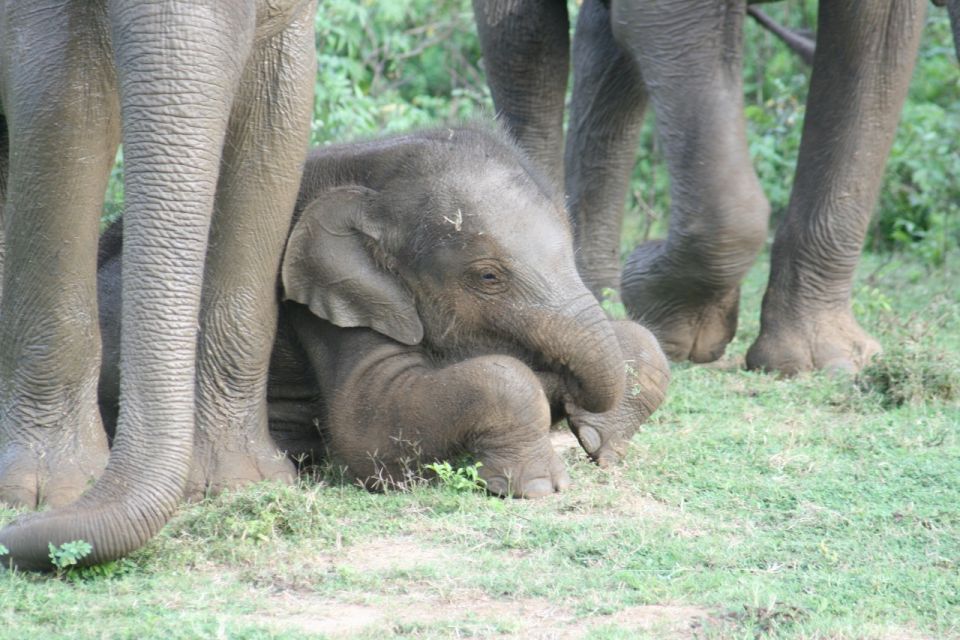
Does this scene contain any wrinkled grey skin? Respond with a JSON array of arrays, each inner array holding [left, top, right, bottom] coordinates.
[[474, 0, 932, 374], [0, 0, 316, 570], [98, 126, 670, 497]]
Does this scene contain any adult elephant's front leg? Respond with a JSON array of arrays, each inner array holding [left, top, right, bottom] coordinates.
[[565, 0, 648, 299], [188, 8, 316, 498], [1, 1, 261, 570], [0, 9, 118, 508], [747, 1, 925, 375], [617, 0, 770, 363], [472, 0, 569, 187]]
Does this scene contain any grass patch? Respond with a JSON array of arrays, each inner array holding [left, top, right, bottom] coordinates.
[[2, 252, 957, 639]]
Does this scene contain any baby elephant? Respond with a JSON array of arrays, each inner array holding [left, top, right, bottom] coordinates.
[[98, 124, 669, 498]]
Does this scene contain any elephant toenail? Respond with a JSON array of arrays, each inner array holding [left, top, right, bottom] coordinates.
[[577, 426, 602, 453], [485, 477, 508, 497], [520, 478, 554, 498]]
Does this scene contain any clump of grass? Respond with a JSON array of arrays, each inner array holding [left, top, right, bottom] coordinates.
[[721, 603, 808, 638], [858, 345, 958, 408], [164, 480, 338, 545]]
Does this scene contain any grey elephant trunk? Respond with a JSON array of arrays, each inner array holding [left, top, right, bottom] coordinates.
[[0, 3, 257, 570], [518, 295, 626, 414]]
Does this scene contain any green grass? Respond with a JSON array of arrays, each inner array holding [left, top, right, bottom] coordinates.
[[2, 252, 957, 639]]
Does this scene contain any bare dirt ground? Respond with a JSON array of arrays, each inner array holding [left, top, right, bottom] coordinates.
[[247, 563, 715, 639]]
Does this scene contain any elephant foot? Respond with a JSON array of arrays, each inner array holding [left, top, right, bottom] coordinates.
[[478, 439, 571, 499], [565, 409, 629, 468], [746, 309, 881, 375], [621, 241, 741, 363], [0, 437, 108, 509], [184, 441, 296, 501], [565, 320, 670, 467]]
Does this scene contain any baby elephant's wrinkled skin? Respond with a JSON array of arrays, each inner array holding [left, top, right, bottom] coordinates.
[[98, 125, 669, 498]]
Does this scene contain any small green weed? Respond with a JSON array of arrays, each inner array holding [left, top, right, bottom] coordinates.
[[854, 285, 894, 316], [48, 540, 92, 578], [0, 543, 7, 557], [424, 460, 487, 494], [66, 559, 137, 582]]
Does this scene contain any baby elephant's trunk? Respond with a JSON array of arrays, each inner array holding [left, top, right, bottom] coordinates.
[[520, 294, 626, 414]]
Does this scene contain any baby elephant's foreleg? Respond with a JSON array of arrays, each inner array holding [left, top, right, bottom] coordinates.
[[565, 320, 670, 466], [328, 353, 570, 498]]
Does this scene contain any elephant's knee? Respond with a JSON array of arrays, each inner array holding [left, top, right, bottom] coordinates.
[[684, 175, 770, 286], [464, 355, 552, 441], [721, 178, 770, 256], [610, 320, 670, 415]]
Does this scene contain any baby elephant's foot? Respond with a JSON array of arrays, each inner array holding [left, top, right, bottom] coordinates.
[[621, 240, 743, 363], [479, 442, 571, 499], [566, 320, 670, 466], [746, 308, 881, 375], [466, 356, 571, 498]]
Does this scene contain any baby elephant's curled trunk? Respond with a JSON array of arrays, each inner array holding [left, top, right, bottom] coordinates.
[[518, 296, 626, 414]]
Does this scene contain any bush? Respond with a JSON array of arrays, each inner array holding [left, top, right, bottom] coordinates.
[[312, 0, 487, 144]]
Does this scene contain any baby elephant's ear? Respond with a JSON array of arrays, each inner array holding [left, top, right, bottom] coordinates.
[[281, 186, 423, 346]]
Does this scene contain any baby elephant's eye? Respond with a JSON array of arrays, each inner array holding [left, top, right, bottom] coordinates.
[[467, 261, 509, 294]]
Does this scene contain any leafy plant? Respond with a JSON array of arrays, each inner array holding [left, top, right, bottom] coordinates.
[[48, 540, 93, 578], [853, 285, 894, 317], [312, 0, 487, 145], [424, 460, 487, 493]]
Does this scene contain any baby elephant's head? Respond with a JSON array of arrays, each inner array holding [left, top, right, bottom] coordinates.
[[281, 125, 625, 413]]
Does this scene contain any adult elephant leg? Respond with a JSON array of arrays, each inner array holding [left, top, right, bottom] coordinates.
[[565, 0, 648, 299], [0, 114, 8, 298], [186, 6, 316, 498], [746, 1, 925, 374], [0, 6, 118, 509], [472, 0, 569, 186], [617, 0, 770, 363], [948, 0, 960, 60], [0, 1, 256, 570]]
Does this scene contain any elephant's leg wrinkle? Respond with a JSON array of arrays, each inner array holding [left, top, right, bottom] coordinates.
[[564, 0, 647, 298], [0, 113, 8, 301], [187, 10, 316, 499], [613, 0, 769, 364], [561, 320, 669, 467], [472, 0, 569, 187], [0, 14, 118, 508], [328, 347, 570, 499], [747, 0, 925, 375]]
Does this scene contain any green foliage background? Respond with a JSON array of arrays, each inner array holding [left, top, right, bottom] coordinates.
[[305, 0, 959, 265]]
